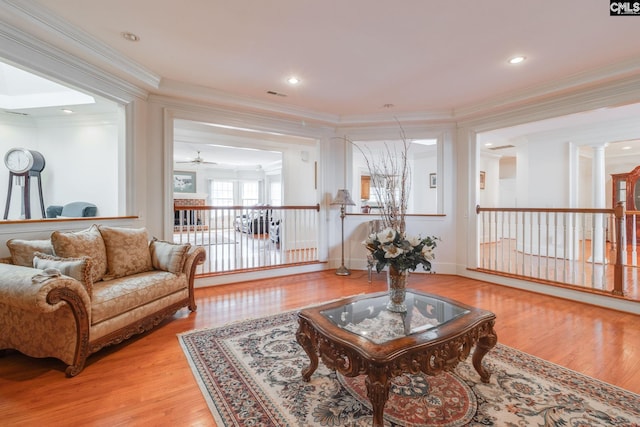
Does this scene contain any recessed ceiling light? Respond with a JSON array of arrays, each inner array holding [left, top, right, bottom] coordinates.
[[61, 109, 73, 114], [622, 146, 632, 150], [121, 32, 140, 42], [508, 56, 526, 65], [287, 76, 300, 85], [485, 142, 493, 147]]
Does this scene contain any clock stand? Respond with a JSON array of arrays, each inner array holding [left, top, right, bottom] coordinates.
[[3, 170, 46, 220]]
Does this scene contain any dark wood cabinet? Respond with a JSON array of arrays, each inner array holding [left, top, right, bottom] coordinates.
[[612, 165, 640, 242]]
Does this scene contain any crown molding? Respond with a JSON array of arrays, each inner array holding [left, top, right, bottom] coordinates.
[[2, 0, 160, 90], [150, 94, 335, 141], [337, 109, 455, 126], [160, 78, 458, 128], [454, 56, 640, 122], [159, 78, 341, 126], [456, 73, 640, 135], [528, 115, 640, 147], [0, 22, 148, 103]]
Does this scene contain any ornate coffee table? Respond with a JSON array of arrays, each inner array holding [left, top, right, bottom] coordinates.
[[296, 289, 497, 427]]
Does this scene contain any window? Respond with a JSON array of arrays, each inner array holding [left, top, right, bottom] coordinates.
[[211, 181, 234, 205], [241, 181, 259, 206], [269, 181, 282, 206]]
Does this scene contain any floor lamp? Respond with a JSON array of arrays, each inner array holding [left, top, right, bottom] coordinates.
[[331, 189, 355, 275]]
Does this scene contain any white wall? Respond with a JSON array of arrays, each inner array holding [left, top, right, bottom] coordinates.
[[498, 157, 517, 206], [412, 149, 438, 214], [282, 146, 317, 206], [478, 153, 500, 207]]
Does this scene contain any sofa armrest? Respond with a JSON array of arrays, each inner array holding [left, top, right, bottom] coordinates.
[[0, 264, 91, 315], [0, 263, 92, 377], [181, 246, 206, 311]]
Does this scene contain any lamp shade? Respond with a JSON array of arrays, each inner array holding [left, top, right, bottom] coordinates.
[[331, 189, 356, 206]]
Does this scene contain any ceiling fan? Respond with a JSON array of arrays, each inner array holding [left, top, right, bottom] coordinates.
[[176, 151, 216, 166]]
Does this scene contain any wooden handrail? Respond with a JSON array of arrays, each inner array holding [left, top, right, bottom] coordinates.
[[174, 204, 320, 211], [476, 205, 614, 214], [476, 204, 625, 297]]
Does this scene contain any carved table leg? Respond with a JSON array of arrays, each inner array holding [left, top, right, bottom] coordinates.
[[472, 321, 498, 383], [365, 365, 390, 427], [295, 319, 318, 382]]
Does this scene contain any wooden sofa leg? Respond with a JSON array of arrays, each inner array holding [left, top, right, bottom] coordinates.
[[65, 361, 87, 377]]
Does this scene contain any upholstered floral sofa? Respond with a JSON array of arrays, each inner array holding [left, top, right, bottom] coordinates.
[[0, 224, 205, 377]]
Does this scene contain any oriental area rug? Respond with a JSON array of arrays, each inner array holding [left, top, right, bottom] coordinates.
[[178, 311, 640, 426]]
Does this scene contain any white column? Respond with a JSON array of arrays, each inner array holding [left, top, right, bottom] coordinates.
[[591, 143, 607, 266]]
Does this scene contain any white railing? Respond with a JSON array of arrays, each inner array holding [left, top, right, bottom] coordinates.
[[476, 205, 629, 297], [174, 204, 320, 275]]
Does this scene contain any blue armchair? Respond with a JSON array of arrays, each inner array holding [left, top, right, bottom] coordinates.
[[46, 202, 98, 218]]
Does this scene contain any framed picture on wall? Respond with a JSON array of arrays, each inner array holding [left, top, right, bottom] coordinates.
[[480, 171, 486, 190], [174, 171, 196, 193], [429, 173, 437, 188]]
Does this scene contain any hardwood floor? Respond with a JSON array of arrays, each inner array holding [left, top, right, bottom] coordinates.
[[1, 271, 639, 426]]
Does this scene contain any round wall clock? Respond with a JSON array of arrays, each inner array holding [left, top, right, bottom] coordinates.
[[4, 148, 46, 174]]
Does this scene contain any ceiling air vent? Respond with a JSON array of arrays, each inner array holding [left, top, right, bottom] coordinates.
[[266, 90, 287, 97], [488, 144, 515, 150]]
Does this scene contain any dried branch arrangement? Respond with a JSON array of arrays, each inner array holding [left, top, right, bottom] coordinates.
[[351, 126, 411, 234]]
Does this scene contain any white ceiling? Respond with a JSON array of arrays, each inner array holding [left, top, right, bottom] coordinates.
[[7, 0, 640, 120]]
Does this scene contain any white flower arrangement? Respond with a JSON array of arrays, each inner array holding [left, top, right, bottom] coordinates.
[[363, 227, 438, 273]]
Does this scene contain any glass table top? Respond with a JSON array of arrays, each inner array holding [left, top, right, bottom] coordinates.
[[321, 291, 470, 344]]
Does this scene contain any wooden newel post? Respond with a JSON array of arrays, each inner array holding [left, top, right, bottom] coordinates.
[[613, 201, 625, 296]]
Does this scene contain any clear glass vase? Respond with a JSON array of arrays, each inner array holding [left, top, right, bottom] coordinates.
[[386, 265, 409, 312]]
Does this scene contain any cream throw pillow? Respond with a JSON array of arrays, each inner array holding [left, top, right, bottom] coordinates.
[[51, 224, 107, 283], [149, 239, 191, 274], [98, 225, 152, 280], [33, 252, 93, 296], [7, 238, 54, 267]]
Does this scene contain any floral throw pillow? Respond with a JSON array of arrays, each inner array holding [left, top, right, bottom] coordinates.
[[7, 238, 55, 267], [51, 224, 107, 283], [149, 239, 191, 274], [33, 252, 93, 296], [98, 225, 152, 280]]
